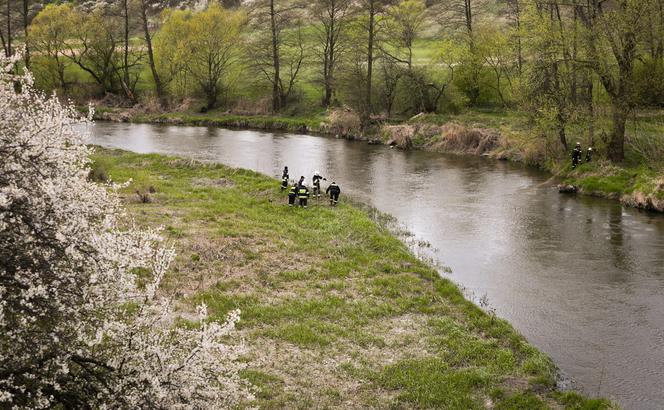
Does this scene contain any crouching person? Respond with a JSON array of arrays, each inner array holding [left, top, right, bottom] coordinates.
[[326, 182, 341, 206]]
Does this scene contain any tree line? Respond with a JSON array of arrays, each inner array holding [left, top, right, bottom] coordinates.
[[5, 0, 664, 161]]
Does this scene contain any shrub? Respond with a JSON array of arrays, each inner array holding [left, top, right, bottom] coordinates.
[[0, 54, 253, 408]]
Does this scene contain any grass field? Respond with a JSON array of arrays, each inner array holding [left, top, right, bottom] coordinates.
[[92, 148, 612, 408]]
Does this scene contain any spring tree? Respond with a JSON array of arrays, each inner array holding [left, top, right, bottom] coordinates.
[[0, 54, 253, 408]]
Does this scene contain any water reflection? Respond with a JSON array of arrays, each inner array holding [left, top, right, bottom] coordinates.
[[89, 122, 664, 409]]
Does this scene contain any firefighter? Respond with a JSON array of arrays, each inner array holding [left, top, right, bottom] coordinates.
[[287, 182, 298, 206], [280, 175, 289, 190], [585, 147, 593, 163], [297, 175, 305, 188], [282, 166, 289, 180], [312, 171, 326, 198], [297, 182, 310, 208], [572, 142, 582, 169], [326, 182, 341, 206]]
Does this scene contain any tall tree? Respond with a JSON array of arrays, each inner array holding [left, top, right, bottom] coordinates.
[[248, 0, 305, 112], [578, 0, 649, 161], [311, 0, 352, 107], [63, 10, 124, 96], [357, 0, 391, 126], [121, 0, 132, 101], [157, 5, 246, 109], [139, 0, 166, 107], [27, 3, 75, 92]]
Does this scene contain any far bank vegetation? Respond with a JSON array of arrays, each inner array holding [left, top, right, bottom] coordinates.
[[7, 0, 664, 173]]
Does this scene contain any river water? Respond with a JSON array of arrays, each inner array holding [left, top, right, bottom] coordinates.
[[89, 122, 664, 409]]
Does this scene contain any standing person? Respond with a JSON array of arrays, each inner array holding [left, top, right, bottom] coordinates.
[[326, 182, 341, 206], [280, 175, 289, 190], [287, 182, 298, 206], [585, 147, 593, 163], [297, 175, 305, 188], [572, 142, 582, 169], [312, 171, 326, 198], [282, 166, 289, 180], [297, 182, 310, 208]]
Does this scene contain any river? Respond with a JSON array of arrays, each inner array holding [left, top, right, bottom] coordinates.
[[89, 122, 664, 409]]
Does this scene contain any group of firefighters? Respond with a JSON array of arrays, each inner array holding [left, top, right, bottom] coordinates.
[[571, 142, 593, 169], [279, 166, 341, 208]]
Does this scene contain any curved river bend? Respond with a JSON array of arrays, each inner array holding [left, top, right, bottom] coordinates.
[[90, 122, 664, 409]]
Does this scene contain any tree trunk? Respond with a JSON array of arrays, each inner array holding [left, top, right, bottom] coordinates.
[[608, 101, 627, 162], [464, 0, 472, 33], [122, 0, 132, 100], [207, 88, 217, 110], [586, 76, 594, 146], [140, 0, 166, 108], [5, 0, 11, 57], [270, 0, 281, 112], [22, 0, 28, 67], [363, 0, 375, 128], [514, 0, 522, 76], [322, 6, 335, 108]]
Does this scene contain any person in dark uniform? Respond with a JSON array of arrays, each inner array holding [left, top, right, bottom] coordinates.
[[312, 171, 326, 198], [572, 142, 582, 169], [585, 147, 593, 163], [282, 166, 289, 180], [297, 183, 310, 208], [280, 176, 289, 190], [297, 175, 305, 188], [326, 182, 341, 206], [287, 182, 297, 206]]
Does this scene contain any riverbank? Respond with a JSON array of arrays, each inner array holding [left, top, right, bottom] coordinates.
[[91, 106, 664, 213], [92, 147, 610, 408]]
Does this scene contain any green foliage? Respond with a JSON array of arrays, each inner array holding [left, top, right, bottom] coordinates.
[[155, 5, 246, 108], [634, 58, 664, 108]]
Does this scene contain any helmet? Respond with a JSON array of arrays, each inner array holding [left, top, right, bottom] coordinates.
[[576, 142, 581, 147], [588, 147, 593, 151], [314, 171, 320, 176]]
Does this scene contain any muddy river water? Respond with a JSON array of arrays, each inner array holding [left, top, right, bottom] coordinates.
[[90, 122, 664, 409]]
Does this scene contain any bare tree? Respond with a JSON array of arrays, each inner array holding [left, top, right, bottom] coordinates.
[[311, 0, 352, 107], [248, 0, 306, 112], [139, 0, 166, 106]]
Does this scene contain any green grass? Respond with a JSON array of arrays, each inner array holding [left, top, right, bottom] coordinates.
[[91, 148, 612, 408]]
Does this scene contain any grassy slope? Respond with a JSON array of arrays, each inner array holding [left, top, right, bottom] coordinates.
[[93, 148, 610, 409]]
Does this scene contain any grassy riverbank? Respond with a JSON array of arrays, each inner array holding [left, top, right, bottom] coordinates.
[[92, 147, 610, 408], [91, 105, 664, 212]]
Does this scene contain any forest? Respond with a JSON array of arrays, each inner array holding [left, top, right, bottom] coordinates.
[[3, 0, 664, 168]]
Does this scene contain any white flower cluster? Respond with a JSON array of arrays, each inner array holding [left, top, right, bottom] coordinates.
[[0, 54, 253, 409]]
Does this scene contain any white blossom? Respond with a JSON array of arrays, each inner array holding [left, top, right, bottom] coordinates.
[[0, 53, 253, 409]]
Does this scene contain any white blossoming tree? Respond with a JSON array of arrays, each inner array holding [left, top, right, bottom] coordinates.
[[0, 54, 253, 408]]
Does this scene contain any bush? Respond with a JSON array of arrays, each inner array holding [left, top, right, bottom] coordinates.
[[0, 54, 253, 408]]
